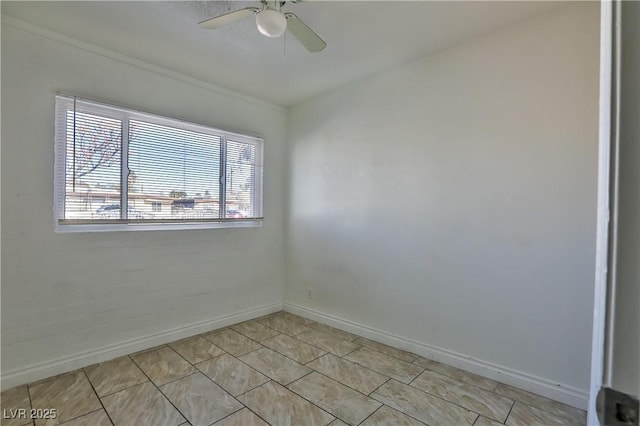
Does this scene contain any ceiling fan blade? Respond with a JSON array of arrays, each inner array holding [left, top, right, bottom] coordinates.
[[199, 8, 259, 30], [284, 13, 326, 52]]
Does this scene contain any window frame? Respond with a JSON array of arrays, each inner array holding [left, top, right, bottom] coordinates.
[[54, 95, 264, 233]]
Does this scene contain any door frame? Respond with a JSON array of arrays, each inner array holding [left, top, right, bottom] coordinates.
[[588, 0, 615, 424]]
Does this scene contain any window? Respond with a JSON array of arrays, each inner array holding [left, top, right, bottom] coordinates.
[[54, 95, 263, 232]]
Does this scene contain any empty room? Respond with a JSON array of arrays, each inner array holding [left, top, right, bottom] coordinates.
[[2, 1, 638, 425]]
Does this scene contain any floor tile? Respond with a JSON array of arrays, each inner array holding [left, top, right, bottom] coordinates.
[[506, 401, 585, 426], [413, 357, 498, 391], [261, 334, 326, 364], [202, 329, 262, 357], [28, 371, 83, 387], [160, 372, 242, 426], [306, 354, 388, 395], [29, 371, 101, 426], [238, 381, 334, 426], [371, 380, 477, 426], [102, 382, 184, 426], [169, 335, 225, 364], [410, 370, 513, 422], [495, 384, 586, 424], [1, 385, 32, 426], [345, 348, 423, 384], [295, 329, 360, 357], [240, 348, 311, 385], [279, 312, 320, 327], [230, 320, 280, 341], [84, 357, 147, 397], [360, 406, 426, 426], [474, 416, 504, 426], [288, 372, 381, 425], [257, 316, 312, 336], [353, 337, 418, 362], [130, 346, 195, 386], [128, 345, 166, 357], [57, 410, 111, 426], [12, 316, 589, 426], [310, 324, 359, 342], [213, 408, 268, 426], [196, 354, 269, 396]]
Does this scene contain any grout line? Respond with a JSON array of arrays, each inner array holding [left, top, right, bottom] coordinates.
[[200, 328, 266, 358], [503, 400, 516, 425], [268, 378, 338, 424], [290, 330, 361, 357], [331, 352, 401, 386], [368, 394, 435, 426], [240, 342, 315, 369], [233, 379, 274, 399], [176, 372, 246, 426], [130, 357, 190, 425], [339, 345, 362, 358], [284, 369, 316, 388], [228, 321, 281, 342], [55, 408, 108, 426], [200, 356, 272, 398], [259, 338, 327, 366], [207, 406, 246, 426], [229, 341, 343, 423], [231, 380, 278, 425], [81, 370, 115, 426], [492, 387, 586, 422], [283, 369, 386, 425], [356, 404, 384, 426], [25, 382, 35, 423], [416, 358, 503, 394], [18, 313, 583, 426], [407, 367, 427, 386], [402, 375, 513, 424], [312, 369, 383, 399], [352, 344, 422, 365], [367, 377, 391, 397], [91, 377, 150, 399], [156, 370, 201, 388], [243, 407, 273, 426]]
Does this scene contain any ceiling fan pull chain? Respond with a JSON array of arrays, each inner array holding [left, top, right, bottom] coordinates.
[[283, 30, 287, 59]]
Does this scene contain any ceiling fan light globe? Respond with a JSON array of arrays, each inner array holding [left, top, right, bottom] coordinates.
[[256, 9, 287, 38]]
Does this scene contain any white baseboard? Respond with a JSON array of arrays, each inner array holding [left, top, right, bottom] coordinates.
[[1, 302, 282, 391], [284, 302, 589, 410]]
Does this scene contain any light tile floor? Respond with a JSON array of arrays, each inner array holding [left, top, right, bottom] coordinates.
[[1, 311, 587, 426]]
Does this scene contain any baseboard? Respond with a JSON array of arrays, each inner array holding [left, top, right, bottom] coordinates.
[[1, 302, 282, 391], [284, 302, 589, 410]]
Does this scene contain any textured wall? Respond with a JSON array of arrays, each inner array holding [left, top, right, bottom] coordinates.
[[286, 3, 600, 394], [1, 22, 287, 382]]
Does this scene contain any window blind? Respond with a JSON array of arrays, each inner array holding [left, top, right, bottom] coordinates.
[[54, 95, 264, 232]]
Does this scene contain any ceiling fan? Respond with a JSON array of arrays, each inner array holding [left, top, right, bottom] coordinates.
[[199, 0, 326, 53]]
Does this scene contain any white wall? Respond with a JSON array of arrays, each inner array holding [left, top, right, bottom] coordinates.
[[1, 20, 286, 387], [286, 2, 600, 403]]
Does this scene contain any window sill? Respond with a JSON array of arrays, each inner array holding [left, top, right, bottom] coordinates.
[[54, 219, 263, 233]]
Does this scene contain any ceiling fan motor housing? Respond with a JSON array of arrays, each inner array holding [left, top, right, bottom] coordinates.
[[256, 9, 288, 38]]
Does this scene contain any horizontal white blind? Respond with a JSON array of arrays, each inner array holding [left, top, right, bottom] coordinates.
[[128, 120, 222, 220], [64, 109, 122, 220], [54, 95, 264, 230]]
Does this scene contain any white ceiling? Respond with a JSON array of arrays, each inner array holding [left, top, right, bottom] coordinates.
[[2, 1, 561, 106]]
